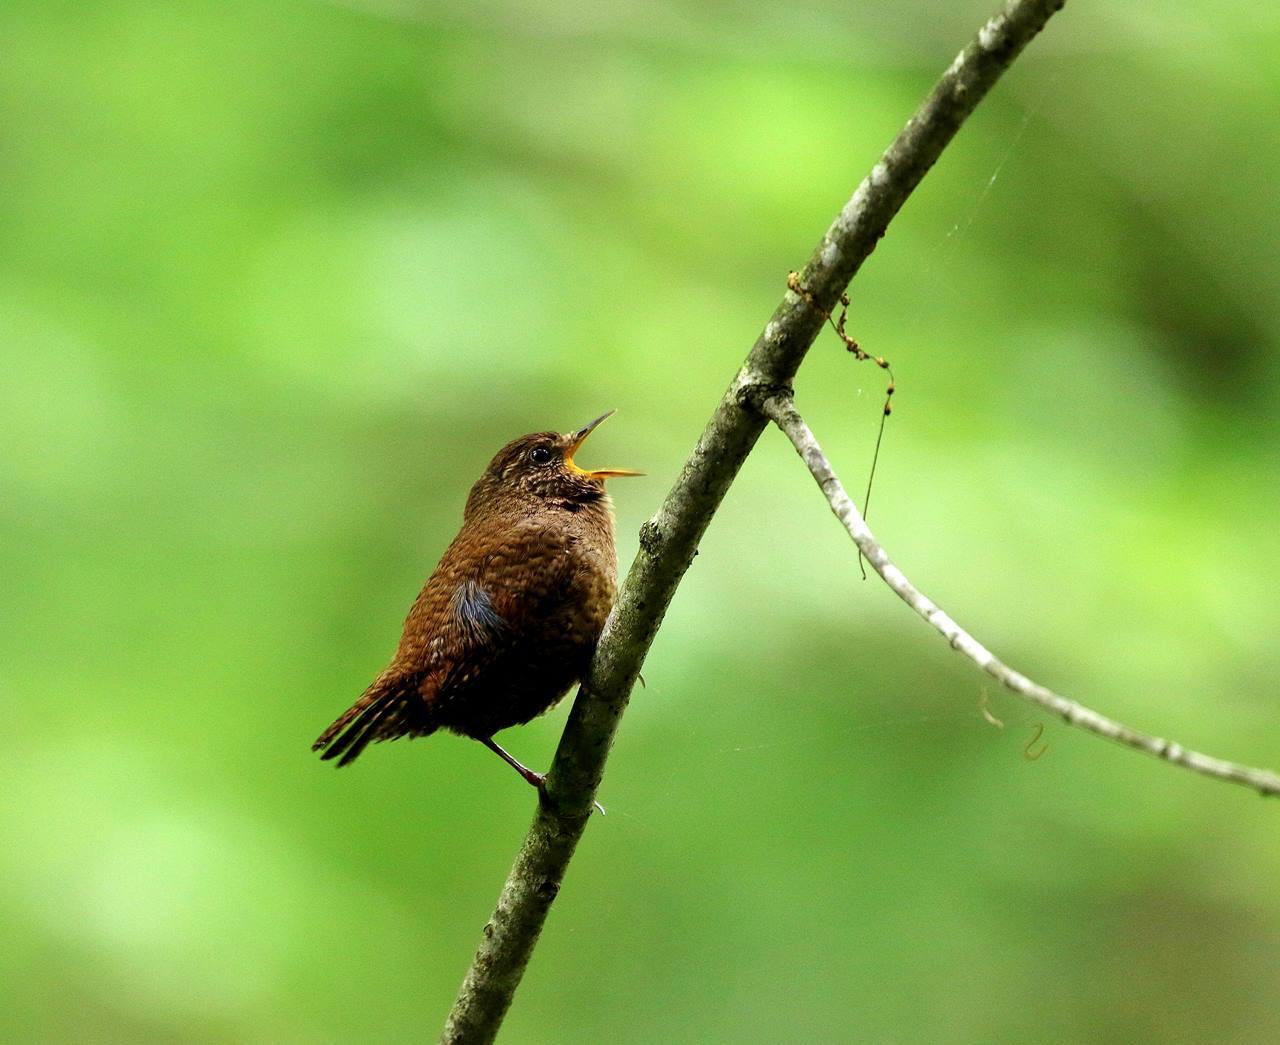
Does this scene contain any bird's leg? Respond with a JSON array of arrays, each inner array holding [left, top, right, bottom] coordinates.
[[482, 737, 546, 788], [481, 737, 605, 816]]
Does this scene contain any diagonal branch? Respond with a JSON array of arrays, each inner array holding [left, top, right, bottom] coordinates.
[[759, 392, 1280, 798], [442, 0, 1070, 1040]]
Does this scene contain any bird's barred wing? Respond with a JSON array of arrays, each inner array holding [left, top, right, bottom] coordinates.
[[398, 520, 577, 696], [313, 522, 570, 764]]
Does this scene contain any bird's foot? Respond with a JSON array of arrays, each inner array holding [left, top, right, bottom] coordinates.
[[483, 736, 605, 816], [533, 777, 606, 817], [519, 767, 547, 789]]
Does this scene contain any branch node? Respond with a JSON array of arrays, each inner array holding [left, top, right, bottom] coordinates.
[[638, 519, 663, 555], [738, 381, 792, 416]]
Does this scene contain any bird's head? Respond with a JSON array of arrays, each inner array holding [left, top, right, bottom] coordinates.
[[468, 411, 642, 513]]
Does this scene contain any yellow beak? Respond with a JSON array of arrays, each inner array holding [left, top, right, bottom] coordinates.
[[566, 410, 644, 480]]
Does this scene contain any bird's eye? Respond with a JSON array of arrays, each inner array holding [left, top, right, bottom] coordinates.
[[529, 446, 553, 465]]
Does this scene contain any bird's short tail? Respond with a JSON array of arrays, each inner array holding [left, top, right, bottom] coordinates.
[[312, 670, 432, 767]]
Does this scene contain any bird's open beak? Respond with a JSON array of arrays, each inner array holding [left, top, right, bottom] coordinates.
[[566, 410, 643, 480]]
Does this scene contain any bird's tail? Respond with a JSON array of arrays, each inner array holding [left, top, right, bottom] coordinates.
[[312, 670, 433, 767]]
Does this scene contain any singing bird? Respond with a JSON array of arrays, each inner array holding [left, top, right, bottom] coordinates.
[[313, 412, 640, 794]]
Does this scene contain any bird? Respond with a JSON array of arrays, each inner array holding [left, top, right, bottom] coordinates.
[[312, 411, 640, 798]]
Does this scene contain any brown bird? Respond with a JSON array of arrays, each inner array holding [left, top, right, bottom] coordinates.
[[313, 411, 639, 796]]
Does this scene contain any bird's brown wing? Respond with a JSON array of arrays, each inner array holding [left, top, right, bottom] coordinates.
[[398, 518, 577, 703], [313, 520, 572, 765]]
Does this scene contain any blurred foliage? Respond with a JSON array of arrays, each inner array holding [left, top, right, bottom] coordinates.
[[3, 0, 1279, 1041]]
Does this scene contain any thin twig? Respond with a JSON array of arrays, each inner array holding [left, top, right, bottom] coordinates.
[[441, 1, 1070, 1040], [759, 392, 1280, 799]]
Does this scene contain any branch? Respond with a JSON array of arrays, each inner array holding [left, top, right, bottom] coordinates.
[[442, 1, 1069, 1040], [759, 392, 1280, 798]]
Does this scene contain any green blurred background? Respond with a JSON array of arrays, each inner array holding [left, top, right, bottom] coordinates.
[[3, 0, 1279, 1041]]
